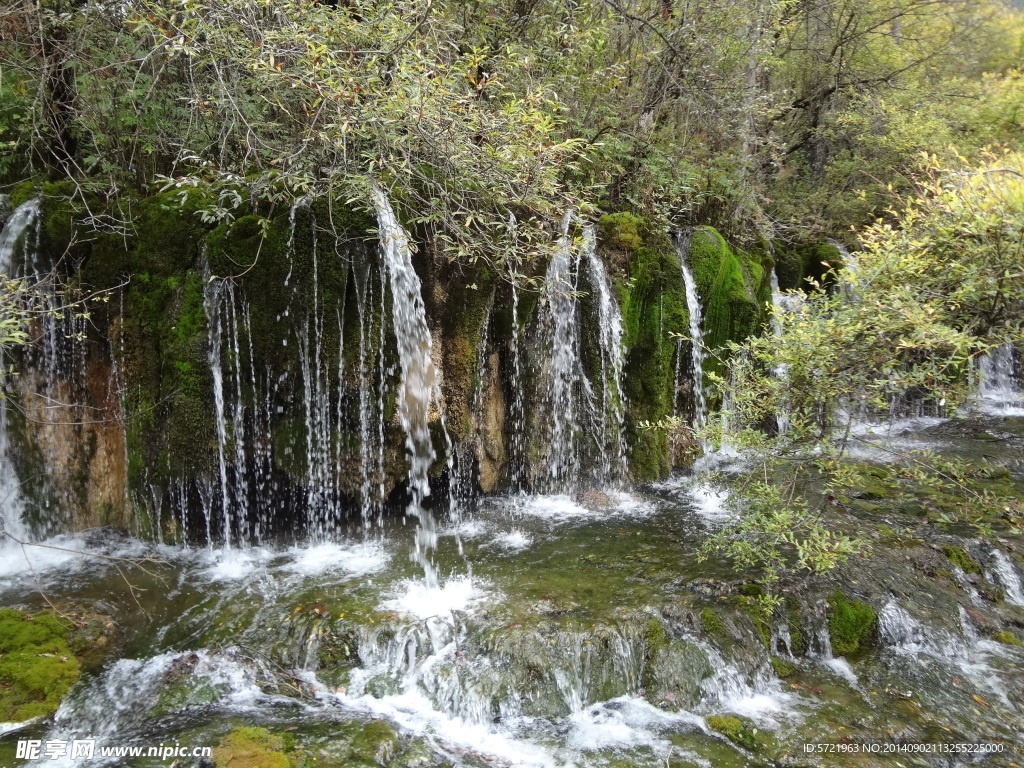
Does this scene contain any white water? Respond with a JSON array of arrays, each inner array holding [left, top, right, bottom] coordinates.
[[538, 215, 627, 491], [675, 232, 707, 433], [582, 224, 627, 483], [978, 344, 1023, 414], [0, 200, 39, 543], [541, 212, 586, 489], [371, 187, 442, 586], [988, 549, 1024, 606]]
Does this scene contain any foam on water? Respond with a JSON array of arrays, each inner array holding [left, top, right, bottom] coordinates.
[[0, 534, 153, 582], [686, 484, 733, 522], [383, 575, 490, 620], [281, 541, 390, 578], [340, 688, 559, 768], [446, 518, 489, 539], [491, 528, 532, 552], [566, 697, 704, 754], [197, 547, 272, 581], [507, 494, 593, 522]]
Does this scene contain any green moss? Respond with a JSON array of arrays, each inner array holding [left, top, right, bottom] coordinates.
[[700, 608, 726, 637], [686, 228, 769, 384], [612, 219, 689, 480], [646, 616, 670, 653], [770, 657, 798, 678], [827, 592, 877, 656], [9, 180, 38, 209], [213, 727, 297, 768], [705, 714, 759, 751], [943, 545, 982, 575], [0, 609, 81, 722], [993, 631, 1022, 646], [731, 595, 771, 648], [599, 212, 645, 251], [774, 241, 842, 291]]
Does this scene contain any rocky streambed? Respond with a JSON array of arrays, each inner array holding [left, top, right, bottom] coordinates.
[[0, 415, 1022, 768]]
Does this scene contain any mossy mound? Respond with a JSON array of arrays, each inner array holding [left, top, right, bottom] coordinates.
[[686, 227, 770, 383], [0, 609, 81, 722], [599, 213, 689, 480], [705, 714, 760, 751], [827, 592, 877, 656], [699, 607, 726, 637], [993, 631, 1022, 646], [942, 545, 982, 575], [213, 727, 300, 768]]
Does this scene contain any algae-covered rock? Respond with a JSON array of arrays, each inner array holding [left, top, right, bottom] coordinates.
[[942, 545, 982, 575], [827, 591, 877, 656], [213, 727, 299, 768], [0, 609, 81, 722], [699, 608, 726, 637], [705, 714, 760, 751], [993, 630, 1022, 646]]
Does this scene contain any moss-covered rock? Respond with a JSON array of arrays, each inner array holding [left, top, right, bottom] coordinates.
[[0, 609, 81, 722], [773, 241, 842, 292], [700, 607, 726, 637], [213, 727, 299, 768], [601, 214, 690, 480], [705, 714, 760, 751], [827, 592, 877, 656], [993, 630, 1022, 646], [942, 545, 982, 575]]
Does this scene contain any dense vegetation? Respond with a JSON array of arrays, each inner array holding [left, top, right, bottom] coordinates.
[[2, 0, 1023, 267]]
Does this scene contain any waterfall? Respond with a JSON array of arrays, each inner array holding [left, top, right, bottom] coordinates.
[[371, 187, 440, 586], [675, 232, 707, 430], [542, 212, 586, 489], [537, 214, 627, 490], [978, 344, 1021, 412], [203, 272, 237, 550], [582, 225, 627, 483], [0, 200, 40, 542], [988, 549, 1024, 606]]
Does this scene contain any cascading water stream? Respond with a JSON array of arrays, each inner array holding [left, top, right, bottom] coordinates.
[[989, 549, 1024, 606], [675, 231, 707, 435], [978, 343, 1021, 412], [371, 187, 441, 586], [537, 214, 627, 490], [541, 212, 586, 490], [0, 199, 40, 542], [582, 224, 628, 484]]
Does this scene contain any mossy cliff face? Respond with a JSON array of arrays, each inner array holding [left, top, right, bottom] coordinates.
[[4, 184, 774, 539], [598, 215, 770, 480]]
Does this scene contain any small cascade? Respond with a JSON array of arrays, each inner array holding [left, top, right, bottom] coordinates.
[[541, 212, 587, 490], [767, 266, 806, 436], [203, 272, 238, 549], [988, 549, 1024, 606], [675, 232, 707, 431], [507, 283, 530, 491], [0, 197, 92, 538], [830, 238, 860, 298], [978, 344, 1021, 412], [371, 187, 442, 586], [582, 224, 628, 484], [452, 294, 495, 505], [536, 214, 628, 491], [0, 200, 40, 541]]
